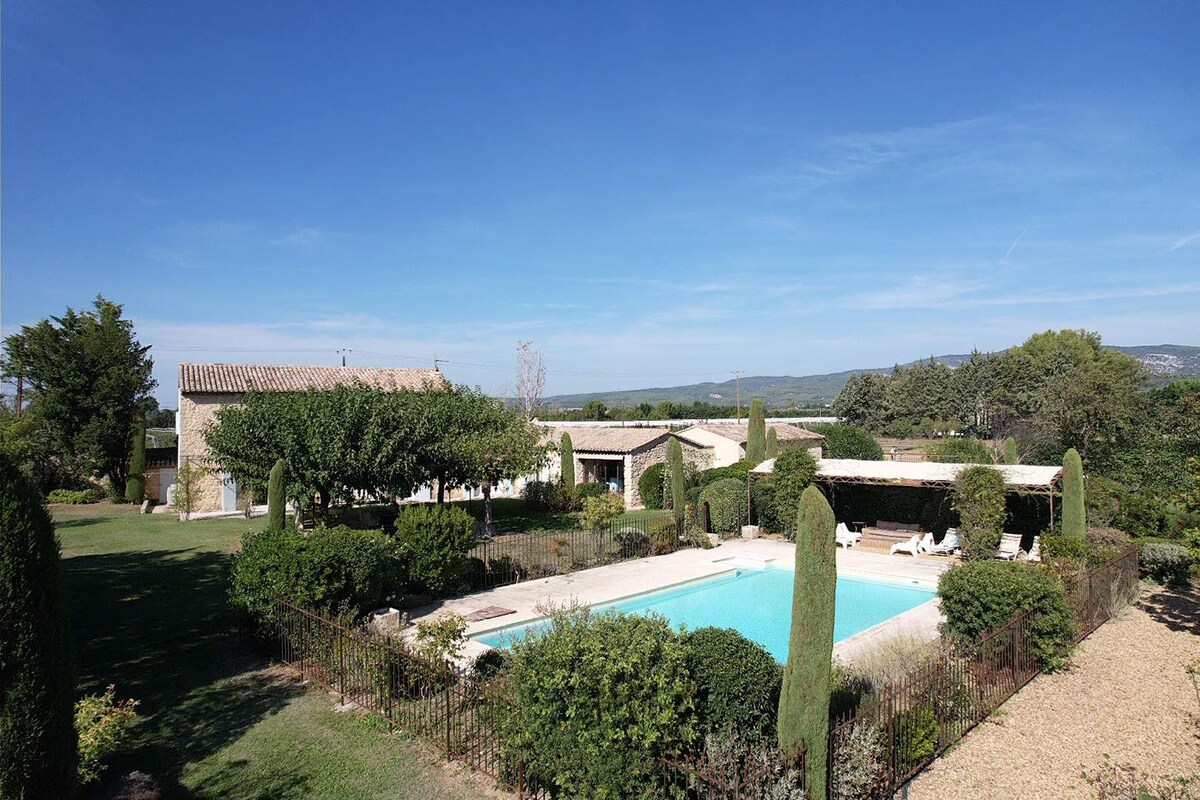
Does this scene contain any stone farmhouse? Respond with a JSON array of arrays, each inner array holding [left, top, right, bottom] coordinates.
[[176, 363, 447, 514]]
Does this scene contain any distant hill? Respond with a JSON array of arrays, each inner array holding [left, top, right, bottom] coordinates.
[[542, 344, 1200, 409]]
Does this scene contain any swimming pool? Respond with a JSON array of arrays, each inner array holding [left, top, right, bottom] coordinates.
[[472, 567, 935, 661]]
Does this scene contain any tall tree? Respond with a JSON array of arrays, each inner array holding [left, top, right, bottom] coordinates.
[[458, 397, 550, 536], [2, 296, 155, 492], [777, 486, 835, 796], [514, 340, 546, 420], [0, 454, 77, 798], [1003, 437, 1020, 465], [124, 414, 147, 503], [1061, 448, 1086, 539], [765, 427, 779, 459], [745, 398, 766, 465], [668, 437, 686, 530], [267, 459, 287, 530], [560, 432, 575, 487]]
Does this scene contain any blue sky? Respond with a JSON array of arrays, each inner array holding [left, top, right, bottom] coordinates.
[[4, 2, 1199, 404]]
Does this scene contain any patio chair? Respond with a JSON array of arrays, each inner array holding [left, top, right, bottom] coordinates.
[[890, 534, 922, 557], [928, 530, 961, 556], [996, 533, 1022, 561], [917, 532, 936, 554], [835, 522, 861, 548], [1021, 535, 1042, 563]]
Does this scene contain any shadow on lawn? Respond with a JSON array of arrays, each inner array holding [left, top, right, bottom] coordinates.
[[1136, 585, 1200, 637], [64, 546, 301, 798]]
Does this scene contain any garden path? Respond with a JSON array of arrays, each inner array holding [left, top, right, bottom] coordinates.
[[908, 586, 1200, 799]]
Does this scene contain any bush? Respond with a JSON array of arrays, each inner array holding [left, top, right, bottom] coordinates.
[[75, 685, 139, 784], [638, 462, 666, 509], [771, 449, 819, 536], [953, 466, 1007, 559], [1086, 476, 1128, 528], [504, 609, 695, 799], [522, 480, 581, 512], [681, 627, 782, 737], [1086, 527, 1131, 565], [893, 706, 938, 773], [0, 454, 77, 799], [581, 492, 625, 529], [394, 504, 477, 596], [230, 524, 400, 624], [1116, 489, 1169, 537], [810, 424, 884, 460], [831, 722, 886, 800], [1040, 531, 1089, 565], [937, 560, 1076, 670], [694, 731, 806, 800], [1139, 542, 1193, 586], [701, 460, 752, 486], [575, 482, 607, 502], [471, 648, 510, 680], [926, 437, 993, 464], [750, 478, 783, 534], [700, 478, 748, 535], [46, 488, 101, 504]]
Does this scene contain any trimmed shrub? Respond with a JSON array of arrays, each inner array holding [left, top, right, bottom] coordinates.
[[637, 462, 666, 509], [267, 459, 286, 530], [937, 560, 1076, 669], [230, 524, 400, 623], [778, 486, 836, 797], [560, 433, 575, 487], [771, 449, 819, 537], [124, 415, 146, 502], [681, 627, 782, 737], [700, 478, 748, 535], [0, 454, 77, 798], [1062, 448, 1086, 539], [505, 609, 695, 799], [1139, 542, 1193, 585], [745, 399, 767, 466], [1041, 532, 1089, 565], [581, 493, 624, 529], [46, 488, 102, 504], [953, 466, 1007, 560], [926, 437, 993, 464], [750, 478, 783, 534], [394, 504, 476, 596], [766, 428, 779, 459], [1002, 437, 1020, 465], [701, 460, 752, 486], [811, 424, 884, 461], [575, 482, 607, 502], [471, 648, 510, 681]]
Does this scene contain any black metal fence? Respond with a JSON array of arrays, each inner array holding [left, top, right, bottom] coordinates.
[[467, 516, 689, 589], [274, 599, 546, 798], [825, 546, 1140, 799]]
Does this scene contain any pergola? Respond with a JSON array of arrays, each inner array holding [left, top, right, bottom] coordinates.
[[750, 457, 1064, 525]]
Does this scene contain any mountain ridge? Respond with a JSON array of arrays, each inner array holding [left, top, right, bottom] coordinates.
[[542, 344, 1200, 409]]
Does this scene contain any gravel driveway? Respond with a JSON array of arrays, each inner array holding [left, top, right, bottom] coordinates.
[[907, 586, 1200, 800]]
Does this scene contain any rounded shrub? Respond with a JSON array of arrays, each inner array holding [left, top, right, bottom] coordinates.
[[681, 627, 782, 737], [1139, 542, 1193, 585], [700, 478, 748, 535], [394, 504, 477, 597], [700, 460, 752, 486], [810, 424, 884, 460], [637, 462, 666, 509], [230, 524, 400, 624], [505, 609, 695, 799], [937, 560, 1076, 670], [927, 437, 993, 464]]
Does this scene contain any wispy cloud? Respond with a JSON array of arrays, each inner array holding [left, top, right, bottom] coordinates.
[[1169, 230, 1200, 251]]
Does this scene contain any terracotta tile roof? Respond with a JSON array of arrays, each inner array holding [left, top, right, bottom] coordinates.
[[547, 426, 675, 454], [179, 363, 447, 394], [683, 422, 825, 445]]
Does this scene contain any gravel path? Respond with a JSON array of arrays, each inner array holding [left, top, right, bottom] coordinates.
[[908, 586, 1200, 800]]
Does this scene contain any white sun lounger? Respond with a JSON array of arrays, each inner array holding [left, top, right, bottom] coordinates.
[[996, 533, 1022, 561], [835, 522, 862, 548], [890, 534, 922, 557], [928, 530, 961, 556], [1021, 535, 1042, 563]]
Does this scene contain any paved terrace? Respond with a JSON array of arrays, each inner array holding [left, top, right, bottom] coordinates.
[[408, 539, 952, 666]]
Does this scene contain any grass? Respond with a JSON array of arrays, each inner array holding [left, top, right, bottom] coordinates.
[[53, 503, 488, 800]]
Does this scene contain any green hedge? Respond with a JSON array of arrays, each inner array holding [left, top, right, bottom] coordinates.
[[681, 627, 782, 737], [700, 478, 748, 535], [810, 424, 884, 460], [46, 488, 102, 504], [638, 462, 666, 509], [394, 504, 477, 597], [937, 560, 1076, 669]]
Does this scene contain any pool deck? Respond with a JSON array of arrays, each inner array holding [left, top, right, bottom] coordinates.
[[410, 538, 953, 666]]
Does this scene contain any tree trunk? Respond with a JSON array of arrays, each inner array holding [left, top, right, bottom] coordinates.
[[437, 474, 446, 505], [482, 482, 494, 537]]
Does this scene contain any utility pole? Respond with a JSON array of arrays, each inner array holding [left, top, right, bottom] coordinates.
[[735, 371, 743, 421], [337, 348, 351, 367]]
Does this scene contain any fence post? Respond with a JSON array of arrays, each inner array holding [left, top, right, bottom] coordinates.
[[444, 676, 452, 757]]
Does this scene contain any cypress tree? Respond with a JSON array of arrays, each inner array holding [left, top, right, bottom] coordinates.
[[267, 459, 287, 531], [560, 433, 575, 487], [0, 454, 77, 798], [1003, 437, 1020, 465], [745, 399, 767, 465], [1062, 448, 1086, 539], [765, 428, 779, 459], [777, 486, 835, 796], [668, 437, 685, 527], [124, 414, 146, 503]]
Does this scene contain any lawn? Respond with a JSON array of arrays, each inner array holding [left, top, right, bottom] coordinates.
[[53, 503, 489, 800]]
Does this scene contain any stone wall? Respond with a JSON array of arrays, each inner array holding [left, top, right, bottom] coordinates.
[[627, 437, 709, 508], [177, 392, 241, 513]]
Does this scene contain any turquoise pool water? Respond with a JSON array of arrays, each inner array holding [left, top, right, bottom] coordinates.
[[472, 567, 935, 661]]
